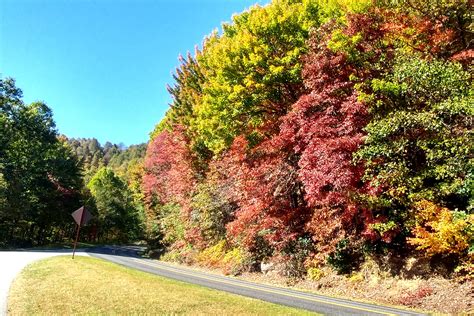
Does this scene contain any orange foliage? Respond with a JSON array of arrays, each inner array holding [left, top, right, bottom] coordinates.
[[408, 201, 473, 256]]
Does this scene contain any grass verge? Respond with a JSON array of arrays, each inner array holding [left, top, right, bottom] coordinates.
[[8, 256, 315, 315]]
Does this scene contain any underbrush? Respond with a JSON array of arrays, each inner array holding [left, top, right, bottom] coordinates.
[[161, 240, 251, 275], [245, 256, 474, 314], [159, 245, 473, 314]]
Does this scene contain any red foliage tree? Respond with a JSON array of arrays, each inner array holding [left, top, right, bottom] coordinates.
[[142, 126, 195, 210], [381, 0, 472, 63], [277, 14, 390, 257], [223, 136, 311, 254]]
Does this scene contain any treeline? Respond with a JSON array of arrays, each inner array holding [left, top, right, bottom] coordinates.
[[66, 137, 147, 242], [0, 79, 146, 247], [143, 0, 473, 277], [0, 78, 83, 247], [66, 137, 146, 183]]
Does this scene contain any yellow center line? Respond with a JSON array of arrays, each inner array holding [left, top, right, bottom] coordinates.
[[130, 258, 396, 316]]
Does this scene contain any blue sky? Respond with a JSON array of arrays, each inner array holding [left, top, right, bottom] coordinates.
[[0, 0, 266, 146]]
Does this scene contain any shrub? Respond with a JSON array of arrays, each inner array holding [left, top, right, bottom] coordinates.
[[222, 247, 249, 275], [348, 272, 364, 283], [195, 240, 250, 275], [190, 181, 236, 245], [399, 285, 434, 306], [161, 250, 182, 263], [408, 201, 473, 257], [280, 237, 315, 278], [158, 203, 186, 246], [196, 240, 227, 267], [307, 267, 324, 281], [327, 239, 362, 274]]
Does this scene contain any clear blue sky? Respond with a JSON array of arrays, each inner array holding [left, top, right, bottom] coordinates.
[[0, 0, 267, 146]]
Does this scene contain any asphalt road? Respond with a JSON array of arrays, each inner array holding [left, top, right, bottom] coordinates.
[[87, 245, 425, 316]]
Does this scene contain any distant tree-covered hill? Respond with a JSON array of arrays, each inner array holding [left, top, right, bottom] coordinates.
[[65, 137, 146, 183]]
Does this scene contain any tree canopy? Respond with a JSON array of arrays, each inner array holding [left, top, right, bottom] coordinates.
[[0, 78, 82, 246], [143, 0, 473, 276]]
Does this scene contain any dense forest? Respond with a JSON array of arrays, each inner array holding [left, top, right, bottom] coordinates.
[[1, 0, 472, 283], [0, 81, 146, 246], [66, 138, 147, 241], [0, 78, 83, 246], [143, 0, 473, 278], [66, 137, 146, 183]]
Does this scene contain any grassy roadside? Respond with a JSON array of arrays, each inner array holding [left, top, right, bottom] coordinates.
[[8, 256, 316, 315]]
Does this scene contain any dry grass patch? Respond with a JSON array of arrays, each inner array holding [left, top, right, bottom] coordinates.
[[8, 256, 315, 315]]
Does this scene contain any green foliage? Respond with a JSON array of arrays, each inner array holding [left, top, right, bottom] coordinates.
[[192, 0, 322, 153], [157, 202, 186, 246], [327, 239, 362, 274], [66, 138, 147, 243], [0, 172, 7, 211], [166, 52, 205, 134], [370, 57, 470, 112], [150, 115, 172, 140], [0, 78, 82, 247], [108, 144, 147, 178], [87, 167, 142, 242], [190, 181, 236, 244], [327, 29, 364, 60], [357, 56, 473, 213], [280, 237, 315, 278], [67, 138, 147, 184], [370, 221, 397, 235]]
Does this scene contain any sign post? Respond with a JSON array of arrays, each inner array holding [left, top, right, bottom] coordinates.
[[71, 206, 93, 259]]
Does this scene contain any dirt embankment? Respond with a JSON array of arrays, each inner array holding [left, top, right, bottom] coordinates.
[[240, 270, 473, 315], [163, 256, 474, 315], [238, 257, 474, 315]]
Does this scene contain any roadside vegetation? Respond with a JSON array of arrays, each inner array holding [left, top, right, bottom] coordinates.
[[0, 79, 83, 248], [140, 0, 472, 313], [1, 0, 472, 313], [0, 79, 146, 247], [8, 256, 312, 315], [143, 0, 472, 282]]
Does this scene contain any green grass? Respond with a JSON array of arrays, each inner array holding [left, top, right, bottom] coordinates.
[[8, 256, 316, 315]]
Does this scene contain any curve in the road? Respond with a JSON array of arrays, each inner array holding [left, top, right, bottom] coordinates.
[[88, 248, 425, 316]]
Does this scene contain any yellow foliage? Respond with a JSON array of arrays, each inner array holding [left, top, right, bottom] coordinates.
[[408, 201, 473, 256], [196, 240, 227, 267], [222, 247, 244, 267], [332, 0, 372, 13], [348, 272, 364, 283], [307, 267, 324, 281], [222, 247, 247, 275], [317, 0, 372, 22], [196, 241, 248, 275]]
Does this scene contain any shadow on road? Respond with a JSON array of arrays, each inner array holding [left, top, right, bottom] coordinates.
[[6, 245, 146, 259], [85, 245, 146, 258]]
